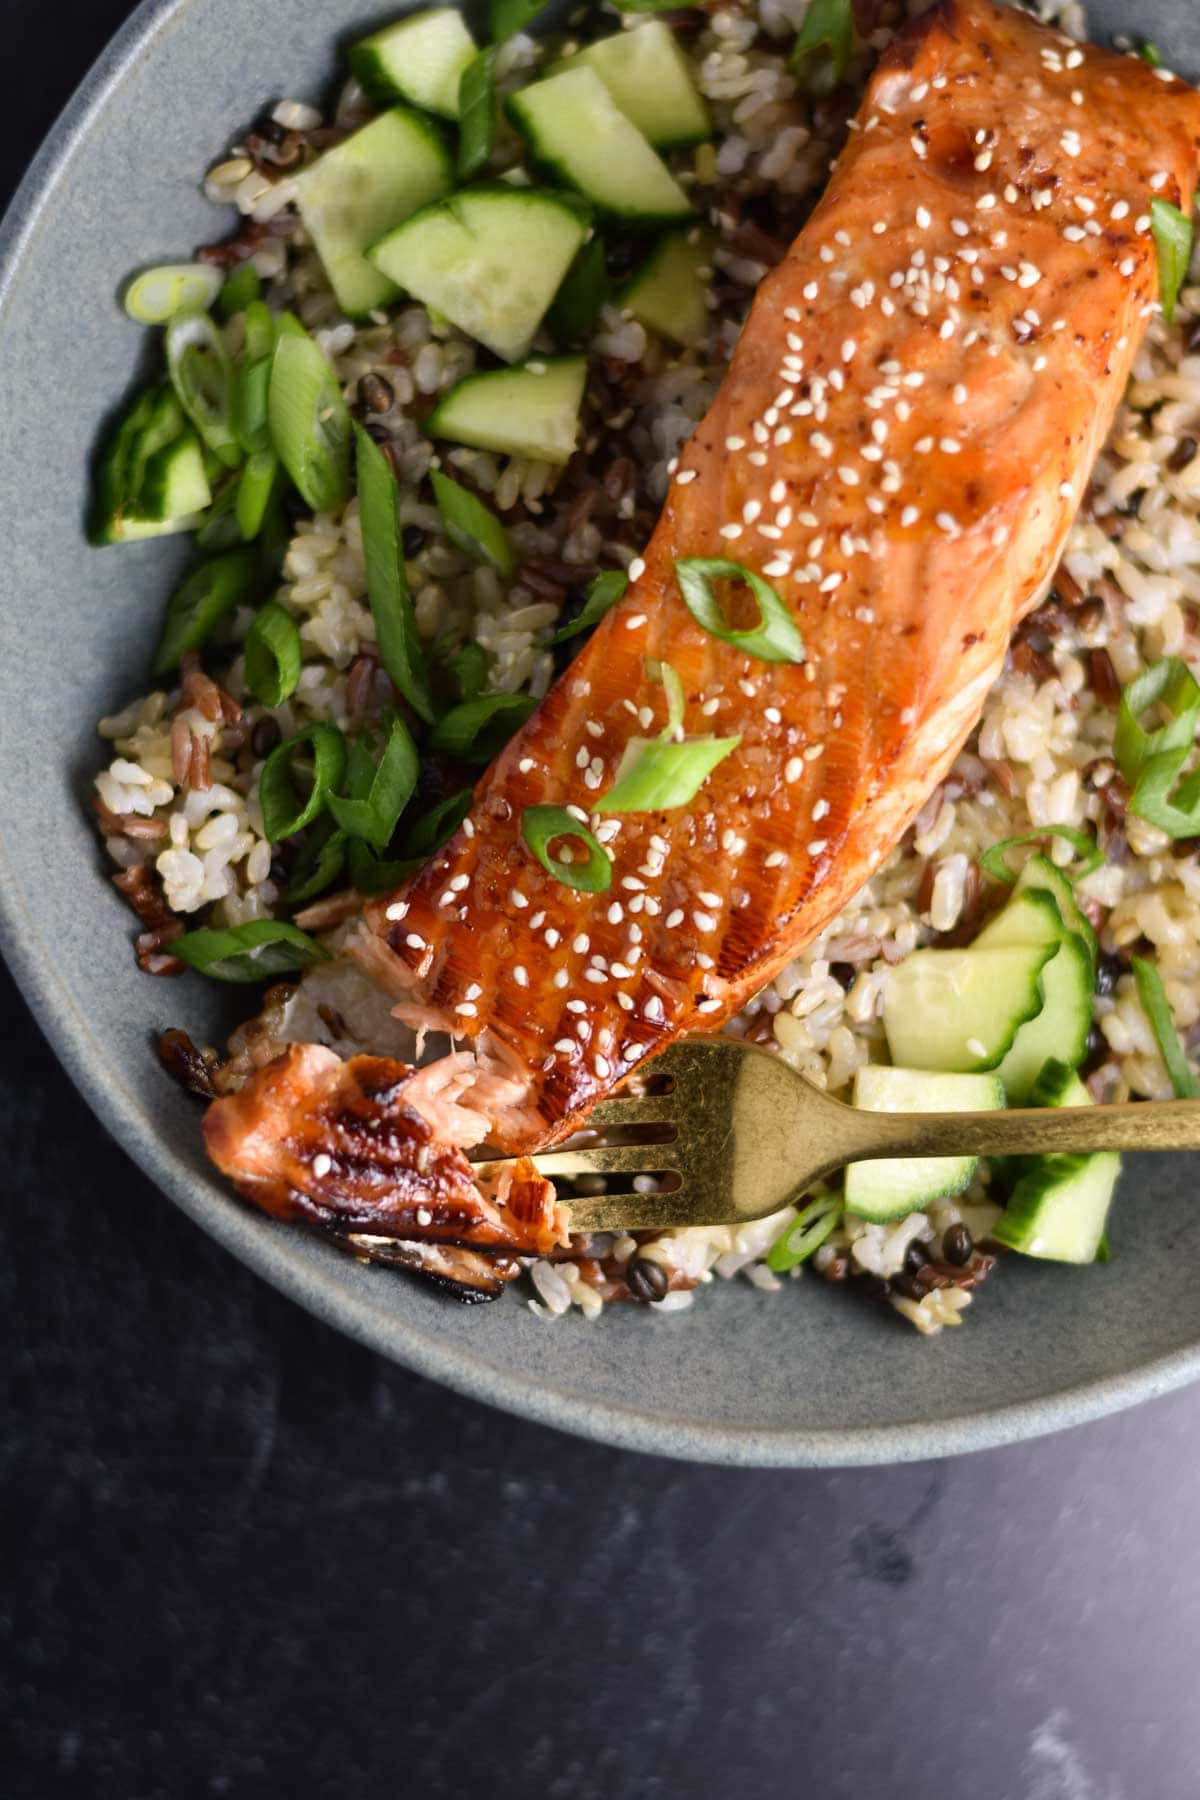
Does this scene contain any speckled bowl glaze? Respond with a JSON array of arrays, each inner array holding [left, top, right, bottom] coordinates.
[[2, 0, 1198, 1467]]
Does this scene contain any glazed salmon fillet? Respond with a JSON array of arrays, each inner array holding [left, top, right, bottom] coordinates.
[[208, 0, 1200, 1245]]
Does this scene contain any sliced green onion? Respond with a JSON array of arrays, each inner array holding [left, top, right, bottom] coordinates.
[[1151, 197, 1194, 325], [258, 486, 291, 580], [1115, 657, 1200, 781], [152, 548, 258, 676], [445, 640, 488, 701], [430, 692, 537, 762], [404, 788, 474, 857], [1095, 1232, 1112, 1264], [656, 661, 686, 740], [194, 480, 243, 552], [285, 819, 348, 906], [1132, 954, 1200, 1097], [124, 262, 223, 325], [173, 919, 330, 983], [789, 0, 853, 95], [547, 570, 628, 646], [1116, 660, 1200, 836], [236, 448, 281, 540], [218, 262, 262, 320], [242, 299, 277, 364], [268, 319, 352, 513], [348, 837, 422, 896], [166, 311, 241, 467], [521, 804, 612, 893], [234, 357, 273, 456], [328, 717, 420, 848], [431, 470, 512, 578], [457, 47, 498, 181], [1139, 39, 1164, 66], [675, 558, 805, 665], [979, 826, 1104, 884], [766, 1195, 843, 1273], [489, 0, 547, 38], [354, 424, 434, 724], [547, 237, 611, 344], [259, 722, 347, 842], [244, 600, 302, 707], [1127, 746, 1200, 838], [599, 733, 740, 813]]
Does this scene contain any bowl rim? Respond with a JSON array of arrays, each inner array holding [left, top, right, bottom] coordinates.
[[5, 0, 1200, 1468]]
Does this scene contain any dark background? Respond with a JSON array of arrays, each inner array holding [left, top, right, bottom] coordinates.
[[5, 6, 1200, 1796]]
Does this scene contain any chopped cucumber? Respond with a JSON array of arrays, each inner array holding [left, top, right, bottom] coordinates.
[[546, 237, 611, 343], [973, 885, 1067, 952], [974, 887, 1095, 1101], [993, 1060, 1120, 1263], [135, 431, 213, 526], [294, 107, 453, 318], [883, 944, 1054, 1073], [368, 186, 588, 362], [556, 21, 711, 150], [844, 1066, 1006, 1224], [426, 357, 587, 464], [1013, 852, 1098, 971], [349, 9, 477, 119], [507, 66, 692, 228], [90, 384, 212, 544], [618, 227, 713, 347], [91, 384, 176, 542]]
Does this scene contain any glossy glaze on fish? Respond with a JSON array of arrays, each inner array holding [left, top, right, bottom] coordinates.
[[207, 0, 1200, 1250]]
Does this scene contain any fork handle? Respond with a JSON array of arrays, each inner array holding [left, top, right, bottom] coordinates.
[[850, 1098, 1200, 1162]]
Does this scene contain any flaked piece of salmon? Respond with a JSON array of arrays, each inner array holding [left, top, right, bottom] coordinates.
[[204, 1045, 567, 1257], [207, 0, 1200, 1267]]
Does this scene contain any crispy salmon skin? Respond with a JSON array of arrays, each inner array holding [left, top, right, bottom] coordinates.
[[208, 0, 1200, 1236]]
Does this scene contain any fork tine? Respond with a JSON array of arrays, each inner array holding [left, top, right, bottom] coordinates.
[[529, 1143, 677, 1177], [585, 1092, 676, 1128]]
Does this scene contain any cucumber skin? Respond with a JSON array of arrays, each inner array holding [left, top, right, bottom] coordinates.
[[136, 432, 212, 524], [295, 107, 454, 320], [993, 1056, 1120, 1263], [556, 23, 712, 151], [973, 883, 1065, 951], [368, 186, 590, 364], [90, 384, 210, 545], [349, 43, 408, 110], [844, 1066, 1005, 1223], [349, 11, 476, 119], [505, 82, 692, 230], [883, 943, 1055, 1073], [1015, 854, 1098, 969], [993, 1151, 1120, 1262], [617, 228, 712, 348], [1028, 1057, 1091, 1110], [970, 881, 1096, 1100], [996, 934, 1094, 1102], [370, 180, 591, 245], [845, 1158, 976, 1223]]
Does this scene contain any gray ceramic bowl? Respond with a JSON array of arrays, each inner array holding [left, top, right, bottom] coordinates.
[[2, 0, 1198, 1467]]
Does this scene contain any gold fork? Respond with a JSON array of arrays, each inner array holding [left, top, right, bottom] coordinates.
[[471, 1038, 1200, 1233]]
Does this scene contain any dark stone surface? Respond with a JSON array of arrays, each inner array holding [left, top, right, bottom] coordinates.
[[4, 7, 1200, 1796]]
